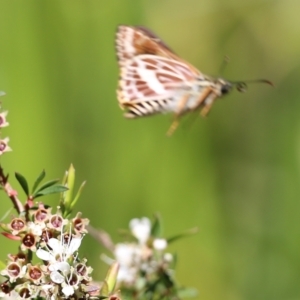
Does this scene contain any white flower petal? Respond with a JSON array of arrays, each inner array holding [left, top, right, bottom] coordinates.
[[41, 284, 53, 292], [66, 238, 81, 256], [62, 285, 74, 297], [129, 217, 151, 244], [57, 261, 70, 273], [50, 270, 64, 284], [164, 253, 173, 262], [28, 222, 45, 236], [153, 238, 167, 250], [114, 243, 136, 266], [36, 249, 54, 261], [49, 262, 70, 273], [48, 238, 62, 253]]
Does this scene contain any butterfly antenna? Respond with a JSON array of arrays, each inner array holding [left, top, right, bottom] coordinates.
[[233, 79, 274, 92]]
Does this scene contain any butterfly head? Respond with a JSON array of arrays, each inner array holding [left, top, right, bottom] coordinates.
[[218, 79, 234, 95]]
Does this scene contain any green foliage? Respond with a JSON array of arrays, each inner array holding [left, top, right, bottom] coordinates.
[[60, 164, 86, 218], [167, 227, 198, 244], [15, 172, 29, 197], [31, 169, 46, 194], [15, 170, 68, 200], [100, 262, 119, 299], [150, 214, 161, 238]]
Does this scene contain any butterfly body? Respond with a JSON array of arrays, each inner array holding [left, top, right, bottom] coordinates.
[[115, 25, 270, 134]]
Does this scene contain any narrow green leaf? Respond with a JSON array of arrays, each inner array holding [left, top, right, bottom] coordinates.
[[15, 172, 29, 196], [100, 280, 109, 297], [167, 227, 198, 244], [171, 252, 177, 268], [34, 179, 60, 195], [69, 180, 86, 210], [105, 262, 119, 294], [63, 164, 75, 207], [32, 169, 46, 193], [151, 213, 162, 237], [34, 185, 68, 198]]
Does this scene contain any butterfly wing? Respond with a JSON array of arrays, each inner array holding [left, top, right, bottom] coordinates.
[[116, 25, 179, 65], [116, 25, 204, 117]]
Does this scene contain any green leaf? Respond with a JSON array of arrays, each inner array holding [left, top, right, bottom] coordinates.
[[100, 280, 109, 297], [167, 227, 198, 244], [151, 213, 162, 237], [34, 185, 68, 198], [15, 172, 29, 196], [105, 262, 119, 294], [63, 164, 75, 208], [32, 169, 46, 193], [69, 180, 86, 210], [32, 179, 60, 197]]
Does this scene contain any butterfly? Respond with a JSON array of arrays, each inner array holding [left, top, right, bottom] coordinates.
[[115, 25, 272, 135]]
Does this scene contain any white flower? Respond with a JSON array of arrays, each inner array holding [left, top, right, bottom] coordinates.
[[164, 253, 173, 263], [37, 237, 81, 263], [62, 272, 79, 297], [62, 284, 75, 297], [28, 221, 45, 236], [36, 236, 81, 287], [114, 243, 142, 283], [49, 262, 70, 283], [129, 217, 151, 244], [115, 243, 140, 266], [153, 238, 167, 251]]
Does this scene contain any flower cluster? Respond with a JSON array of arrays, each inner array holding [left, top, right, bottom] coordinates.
[[100, 216, 190, 299], [0, 206, 94, 299], [0, 100, 120, 300], [114, 217, 171, 285]]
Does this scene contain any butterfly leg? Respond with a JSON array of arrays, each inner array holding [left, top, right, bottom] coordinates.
[[200, 93, 218, 117], [167, 93, 191, 136], [194, 87, 214, 110]]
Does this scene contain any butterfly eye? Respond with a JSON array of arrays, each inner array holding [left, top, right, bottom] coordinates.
[[221, 84, 232, 95]]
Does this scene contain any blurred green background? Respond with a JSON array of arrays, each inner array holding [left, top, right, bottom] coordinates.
[[0, 0, 299, 299]]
